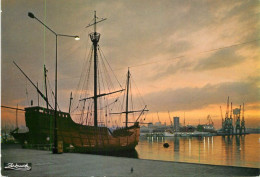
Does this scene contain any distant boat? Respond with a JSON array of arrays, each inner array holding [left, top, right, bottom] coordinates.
[[163, 131, 212, 137]]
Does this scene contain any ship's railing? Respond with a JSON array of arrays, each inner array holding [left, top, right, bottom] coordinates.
[[26, 106, 70, 118]]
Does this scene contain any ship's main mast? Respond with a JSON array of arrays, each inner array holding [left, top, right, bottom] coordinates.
[[87, 11, 106, 127]]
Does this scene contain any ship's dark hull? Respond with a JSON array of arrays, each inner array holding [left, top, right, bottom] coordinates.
[[11, 106, 140, 152]]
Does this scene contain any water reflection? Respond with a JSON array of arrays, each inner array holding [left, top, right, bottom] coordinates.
[[240, 135, 245, 163], [222, 135, 233, 166], [203, 137, 206, 155], [174, 138, 179, 152], [221, 135, 247, 166], [235, 135, 240, 146], [211, 137, 213, 154], [136, 134, 258, 168], [189, 138, 191, 156]]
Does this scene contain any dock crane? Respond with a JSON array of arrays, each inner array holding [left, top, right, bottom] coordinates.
[[235, 105, 241, 134], [224, 96, 230, 133], [207, 115, 214, 125], [168, 111, 173, 126], [225, 96, 229, 120], [224, 96, 233, 134], [229, 102, 234, 134], [157, 112, 161, 124], [220, 106, 224, 129], [240, 103, 246, 133]]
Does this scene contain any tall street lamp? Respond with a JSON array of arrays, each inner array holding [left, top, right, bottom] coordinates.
[[28, 12, 79, 154]]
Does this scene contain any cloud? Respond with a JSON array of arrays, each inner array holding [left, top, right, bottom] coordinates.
[[194, 48, 244, 71], [150, 46, 245, 80], [144, 76, 260, 112], [2, 0, 259, 116], [246, 103, 260, 111], [150, 58, 192, 80]]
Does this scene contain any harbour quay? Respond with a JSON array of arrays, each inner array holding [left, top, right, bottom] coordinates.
[[1, 144, 259, 177]]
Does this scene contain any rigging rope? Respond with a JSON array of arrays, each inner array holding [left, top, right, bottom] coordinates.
[[85, 104, 90, 125], [82, 46, 94, 98], [80, 100, 86, 124], [130, 78, 134, 122], [132, 76, 146, 106], [46, 76, 60, 111], [71, 44, 93, 122], [56, 38, 260, 83], [72, 31, 155, 127], [46, 77, 54, 108], [99, 46, 123, 89], [71, 33, 91, 113], [98, 47, 115, 93]]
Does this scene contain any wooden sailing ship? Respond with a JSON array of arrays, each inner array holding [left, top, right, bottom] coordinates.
[[11, 12, 148, 153]]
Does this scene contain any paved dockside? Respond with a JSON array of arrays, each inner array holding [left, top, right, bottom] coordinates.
[[1, 144, 259, 177]]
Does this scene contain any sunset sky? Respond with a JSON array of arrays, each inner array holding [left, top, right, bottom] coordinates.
[[1, 0, 259, 129]]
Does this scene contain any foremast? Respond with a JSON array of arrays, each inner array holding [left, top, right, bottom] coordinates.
[[44, 65, 49, 109]]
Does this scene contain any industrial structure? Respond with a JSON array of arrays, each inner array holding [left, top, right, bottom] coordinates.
[[221, 97, 246, 135], [234, 107, 241, 134], [240, 103, 246, 133]]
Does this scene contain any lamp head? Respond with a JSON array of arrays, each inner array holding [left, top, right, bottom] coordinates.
[[28, 12, 35, 18], [75, 36, 80, 40]]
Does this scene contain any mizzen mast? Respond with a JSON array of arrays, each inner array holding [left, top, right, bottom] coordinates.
[[125, 68, 130, 127], [110, 69, 149, 127]]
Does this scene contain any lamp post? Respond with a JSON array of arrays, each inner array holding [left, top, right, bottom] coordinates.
[[28, 12, 79, 154]]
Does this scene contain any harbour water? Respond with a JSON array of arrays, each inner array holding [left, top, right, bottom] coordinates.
[[136, 134, 259, 168]]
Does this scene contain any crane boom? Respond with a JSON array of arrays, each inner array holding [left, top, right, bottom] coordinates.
[[207, 115, 214, 125], [230, 102, 233, 119], [157, 112, 161, 123], [242, 103, 245, 121], [225, 96, 229, 119], [220, 106, 223, 122], [168, 111, 173, 126]]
